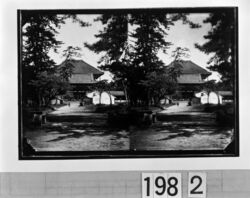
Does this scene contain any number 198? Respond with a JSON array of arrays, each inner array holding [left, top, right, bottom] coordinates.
[[142, 173, 181, 198]]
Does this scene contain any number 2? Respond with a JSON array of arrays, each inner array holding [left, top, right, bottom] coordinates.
[[190, 176, 203, 194], [188, 172, 206, 198]]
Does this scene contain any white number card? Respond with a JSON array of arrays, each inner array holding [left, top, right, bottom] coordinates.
[[153, 173, 168, 198], [167, 173, 182, 198], [188, 172, 207, 198], [142, 173, 154, 198]]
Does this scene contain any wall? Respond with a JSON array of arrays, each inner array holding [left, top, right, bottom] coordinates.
[[1, 170, 250, 198], [93, 92, 115, 105]]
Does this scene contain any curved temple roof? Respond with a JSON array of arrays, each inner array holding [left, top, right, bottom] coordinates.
[[59, 59, 104, 77], [168, 60, 211, 75]]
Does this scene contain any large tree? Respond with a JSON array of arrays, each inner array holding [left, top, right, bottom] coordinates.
[[84, 14, 131, 103], [126, 13, 172, 105], [22, 14, 64, 73], [21, 12, 87, 106], [29, 71, 70, 106], [22, 13, 64, 105], [139, 71, 178, 105], [85, 12, 199, 106], [195, 10, 236, 90], [84, 14, 129, 64]]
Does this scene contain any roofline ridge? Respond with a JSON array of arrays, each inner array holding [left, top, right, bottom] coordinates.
[[57, 59, 104, 76], [167, 60, 211, 75], [77, 59, 103, 73]]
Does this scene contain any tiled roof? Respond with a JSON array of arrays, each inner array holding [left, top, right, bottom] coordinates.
[[69, 74, 97, 84], [168, 60, 211, 75], [177, 74, 204, 84], [58, 59, 104, 77], [109, 91, 125, 96], [218, 91, 233, 96]]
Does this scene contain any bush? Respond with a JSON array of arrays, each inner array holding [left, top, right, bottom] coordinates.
[[216, 107, 234, 127], [107, 107, 158, 128], [203, 103, 235, 127]]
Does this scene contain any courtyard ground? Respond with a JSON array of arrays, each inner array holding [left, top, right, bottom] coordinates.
[[130, 101, 233, 150], [24, 101, 234, 152], [24, 101, 129, 151]]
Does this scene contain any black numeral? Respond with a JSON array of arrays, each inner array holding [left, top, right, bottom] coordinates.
[[144, 177, 150, 196], [167, 177, 178, 196], [190, 175, 203, 194], [155, 176, 166, 195], [143, 175, 181, 197]]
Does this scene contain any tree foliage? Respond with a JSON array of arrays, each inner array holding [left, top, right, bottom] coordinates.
[[195, 10, 236, 89], [29, 72, 70, 106], [22, 13, 64, 105], [171, 47, 190, 62], [62, 46, 82, 60], [139, 71, 178, 105], [84, 14, 128, 63], [168, 47, 191, 80], [21, 12, 87, 106], [22, 14, 63, 74], [91, 80, 113, 105], [85, 12, 198, 106], [59, 46, 82, 80], [139, 47, 191, 105]]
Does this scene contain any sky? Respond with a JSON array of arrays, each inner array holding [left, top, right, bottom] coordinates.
[[49, 13, 220, 81]]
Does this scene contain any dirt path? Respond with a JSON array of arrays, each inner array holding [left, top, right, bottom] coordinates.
[[25, 101, 234, 152], [161, 101, 205, 113], [130, 102, 234, 151], [50, 101, 95, 115], [25, 102, 130, 151]]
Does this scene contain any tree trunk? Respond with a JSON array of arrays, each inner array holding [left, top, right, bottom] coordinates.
[[99, 91, 102, 104], [216, 91, 221, 105], [207, 91, 210, 104], [38, 91, 41, 107], [122, 80, 129, 106], [107, 91, 113, 106]]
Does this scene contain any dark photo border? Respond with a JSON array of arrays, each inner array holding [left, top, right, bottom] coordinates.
[[18, 7, 239, 160]]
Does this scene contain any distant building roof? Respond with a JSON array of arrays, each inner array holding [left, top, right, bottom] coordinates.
[[168, 60, 211, 75], [69, 74, 97, 84], [59, 59, 104, 77], [177, 74, 205, 84], [167, 60, 211, 84], [109, 91, 125, 96], [218, 91, 233, 96]]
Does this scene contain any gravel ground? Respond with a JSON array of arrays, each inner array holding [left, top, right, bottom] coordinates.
[[24, 101, 234, 151]]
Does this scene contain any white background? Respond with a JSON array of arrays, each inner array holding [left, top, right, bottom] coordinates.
[[0, 0, 250, 172]]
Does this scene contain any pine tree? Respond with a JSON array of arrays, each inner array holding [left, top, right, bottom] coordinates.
[[84, 14, 129, 63], [22, 13, 64, 105], [84, 14, 131, 103], [85, 12, 199, 106], [195, 9, 236, 89], [21, 12, 88, 106], [22, 13, 64, 73]]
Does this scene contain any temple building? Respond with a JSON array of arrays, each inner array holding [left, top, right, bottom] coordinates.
[[58, 59, 104, 99], [168, 60, 211, 99]]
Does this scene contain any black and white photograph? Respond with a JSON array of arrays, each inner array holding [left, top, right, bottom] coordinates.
[[18, 8, 238, 159]]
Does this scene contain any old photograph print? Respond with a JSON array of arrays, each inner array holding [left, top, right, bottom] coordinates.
[[19, 8, 238, 159]]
